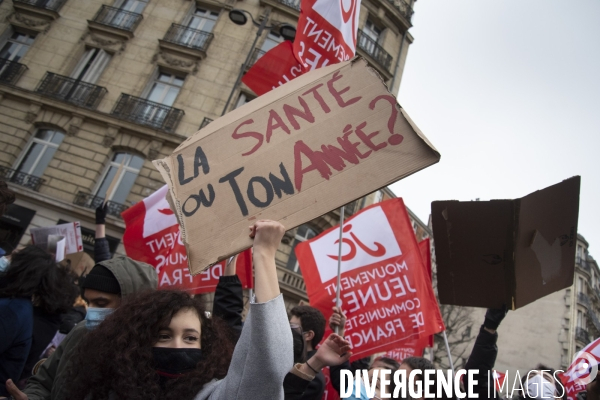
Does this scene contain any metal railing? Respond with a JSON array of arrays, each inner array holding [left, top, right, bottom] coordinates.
[[278, 0, 300, 11], [13, 0, 66, 12], [576, 327, 590, 344], [577, 256, 592, 273], [0, 166, 45, 191], [200, 117, 213, 129], [163, 24, 214, 52], [357, 30, 393, 72], [36, 72, 107, 109], [579, 292, 591, 308], [111, 93, 184, 133], [73, 191, 128, 218], [385, 0, 414, 22], [0, 58, 28, 85], [91, 5, 143, 32], [245, 48, 266, 69]]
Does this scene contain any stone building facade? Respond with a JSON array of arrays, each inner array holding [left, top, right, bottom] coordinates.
[[0, 0, 416, 310]]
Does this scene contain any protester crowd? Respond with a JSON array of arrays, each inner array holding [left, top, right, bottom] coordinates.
[[0, 179, 597, 400]]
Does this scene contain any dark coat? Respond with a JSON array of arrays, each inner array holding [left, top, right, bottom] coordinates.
[[464, 324, 500, 400], [0, 297, 33, 396], [19, 307, 61, 382]]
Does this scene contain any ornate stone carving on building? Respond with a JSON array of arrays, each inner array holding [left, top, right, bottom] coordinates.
[[146, 140, 163, 161], [103, 125, 120, 148], [9, 12, 51, 34], [81, 31, 127, 54], [25, 103, 42, 124], [67, 115, 84, 136], [153, 51, 199, 74]]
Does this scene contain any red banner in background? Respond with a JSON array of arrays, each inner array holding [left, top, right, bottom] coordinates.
[[242, 0, 361, 96], [241, 41, 303, 96], [296, 198, 444, 360], [293, 0, 360, 70], [122, 186, 253, 294]]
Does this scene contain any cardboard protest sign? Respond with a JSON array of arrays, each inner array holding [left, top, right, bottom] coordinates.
[[154, 59, 440, 275], [30, 222, 83, 255], [122, 185, 253, 293], [295, 198, 444, 360], [431, 176, 580, 309]]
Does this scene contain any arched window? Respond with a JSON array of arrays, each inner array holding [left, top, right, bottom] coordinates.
[[285, 224, 317, 274], [94, 152, 144, 205], [11, 128, 65, 190]]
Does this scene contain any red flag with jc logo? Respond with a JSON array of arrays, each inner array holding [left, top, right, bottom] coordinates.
[[295, 198, 444, 359], [122, 185, 253, 294]]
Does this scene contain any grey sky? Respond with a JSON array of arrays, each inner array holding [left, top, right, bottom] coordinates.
[[390, 0, 600, 254]]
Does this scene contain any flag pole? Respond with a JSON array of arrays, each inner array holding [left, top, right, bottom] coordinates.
[[442, 331, 454, 375], [334, 206, 345, 334]]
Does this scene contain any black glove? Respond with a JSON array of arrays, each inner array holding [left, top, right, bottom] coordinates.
[[95, 203, 108, 224], [484, 305, 508, 330]]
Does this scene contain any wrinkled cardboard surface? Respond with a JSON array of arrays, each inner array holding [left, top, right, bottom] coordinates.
[[432, 176, 580, 309], [155, 58, 440, 275]]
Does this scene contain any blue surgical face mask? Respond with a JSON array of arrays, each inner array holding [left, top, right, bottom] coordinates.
[[0, 256, 10, 273], [345, 379, 377, 400], [85, 307, 114, 330]]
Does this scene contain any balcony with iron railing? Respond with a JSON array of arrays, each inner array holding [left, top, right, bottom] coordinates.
[[576, 327, 590, 344], [356, 30, 393, 73], [13, 0, 66, 17], [260, 0, 300, 18], [579, 292, 591, 308], [385, 0, 414, 22], [162, 24, 214, 54], [0, 58, 28, 85], [89, 5, 143, 36], [73, 191, 128, 218], [0, 166, 45, 191], [245, 48, 266, 70], [111, 94, 184, 133], [200, 117, 213, 129], [577, 256, 592, 274], [278, 0, 300, 11], [36, 72, 107, 109]]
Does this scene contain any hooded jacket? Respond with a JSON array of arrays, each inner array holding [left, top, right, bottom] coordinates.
[[23, 256, 157, 400]]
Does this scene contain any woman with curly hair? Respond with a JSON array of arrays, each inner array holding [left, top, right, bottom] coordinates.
[[65, 289, 234, 400], [0, 245, 78, 397], [64, 220, 295, 400]]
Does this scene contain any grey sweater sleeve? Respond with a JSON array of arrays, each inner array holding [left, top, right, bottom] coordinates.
[[194, 294, 293, 400]]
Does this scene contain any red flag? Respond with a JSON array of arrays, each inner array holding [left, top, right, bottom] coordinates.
[[293, 0, 360, 70], [558, 337, 600, 400], [492, 370, 506, 393], [122, 186, 253, 293], [241, 41, 303, 97], [321, 367, 339, 400], [242, 0, 361, 96], [296, 198, 444, 360], [384, 340, 427, 361]]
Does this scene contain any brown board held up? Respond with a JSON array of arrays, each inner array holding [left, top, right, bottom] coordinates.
[[154, 58, 440, 275], [431, 176, 580, 310]]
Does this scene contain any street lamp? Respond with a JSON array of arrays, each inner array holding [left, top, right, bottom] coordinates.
[[221, 8, 297, 116]]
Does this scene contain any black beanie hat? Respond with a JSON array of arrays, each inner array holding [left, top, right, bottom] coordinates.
[[82, 265, 121, 295]]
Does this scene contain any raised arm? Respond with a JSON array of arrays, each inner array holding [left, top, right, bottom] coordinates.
[[194, 220, 292, 400], [94, 204, 111, 263]]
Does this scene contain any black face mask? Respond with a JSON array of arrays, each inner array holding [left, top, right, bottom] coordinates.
[[151, 347, 203, 377]]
